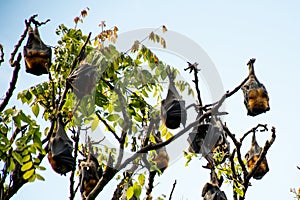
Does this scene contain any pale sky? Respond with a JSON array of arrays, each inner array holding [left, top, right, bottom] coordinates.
[[1, 1, 300, 199]]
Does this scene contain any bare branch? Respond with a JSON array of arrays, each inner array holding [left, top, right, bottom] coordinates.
[[0, 45, 4, 66], [0, 53, 21, 112], [69, 127, 81, 200], [223, 125, 247, 175], [240, 124, 268, 143], [185, 62, 203, 108]]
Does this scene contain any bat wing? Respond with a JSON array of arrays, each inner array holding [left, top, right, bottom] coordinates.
[[49, 135, 75, 174], [162, 99, 187, 129]]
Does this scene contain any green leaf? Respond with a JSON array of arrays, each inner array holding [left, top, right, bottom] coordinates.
[[37, 166, 46, 171], [107, 114, 120, 122], [91, 116, 99, 132], [32, 104, 40, 117], [133, 182, 142, 198], [234, 186, 244, 197], [134, 114, 143, 122], [12, 151, 23, 165], [36, 173, 45, 181], [138, 174, 145, 186], [28, 174, 36, 182], [13, 115, 21, 129], [23, 169, 35, 180], [22, 155, 31, 163], [21, 161, 33, 172], [7, 158, 15, 172], [126, 186, 134, 200], [141, 89, 149, 98]]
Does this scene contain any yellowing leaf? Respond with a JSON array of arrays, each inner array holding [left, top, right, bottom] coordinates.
[[23, 169, 35, 180], [91, 116, 99, 132], [138, 174, 145, 186], [32, 103, 39, 117], [126, 186, 134, 200], [160, 38, 166, 48], [21, 161, 33, 172]]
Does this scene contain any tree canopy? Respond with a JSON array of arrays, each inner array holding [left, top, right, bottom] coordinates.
[[0, 9, 279, 200]]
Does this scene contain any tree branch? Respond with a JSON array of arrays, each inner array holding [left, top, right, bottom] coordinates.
[[223, 125, 247, 175], [168, 180, 177, 200], [0, 45, 4, 66], [0, 53, 21, 112], [69, 127, 81, 200], [95, 111, 120, 142]]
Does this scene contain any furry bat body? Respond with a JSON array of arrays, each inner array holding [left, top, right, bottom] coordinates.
[[23, 25, 51, 75]]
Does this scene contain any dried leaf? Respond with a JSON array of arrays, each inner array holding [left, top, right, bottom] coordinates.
[[149, 31, 155, 41], [81, 10, 88, 17], [160, 38, 166, 48], [162, 25, 168, 33], [74, 17, 80, 24], [131, 40, 140, 53]]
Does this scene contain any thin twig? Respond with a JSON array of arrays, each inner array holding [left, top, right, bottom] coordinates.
[[69, 127, 81, 200], [0, 45, 4, 66], [95, 111, 120, 142], [240, 124, 268, 143], [185, 62, 203, 108], [168, 180, 177, 200]]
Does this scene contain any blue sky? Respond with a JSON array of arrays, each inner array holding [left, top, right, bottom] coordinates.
[[1, 1, 300, 199]]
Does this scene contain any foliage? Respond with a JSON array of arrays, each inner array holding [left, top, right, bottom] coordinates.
[[0, 10, 277, 200]]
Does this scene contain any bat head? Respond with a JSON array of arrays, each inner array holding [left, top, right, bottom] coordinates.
[[48, 151, 75, 175], [246, 88, 270, 116]]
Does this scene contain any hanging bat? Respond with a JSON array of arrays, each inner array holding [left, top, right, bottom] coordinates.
[[152, 132, 169, 173], [23, 25, 51, 76], [67, 63, 97, 99], [242, 58, 270, 116], [79, 153, 103, 198], [202, 170, 227, 200], [154, 147, 169, 173], [188, 123, 209, 153], [161, 73, 187, 129], [47, 118, 75, 175], [188, 117, 230, 165], [245, 132, 269, 180]]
